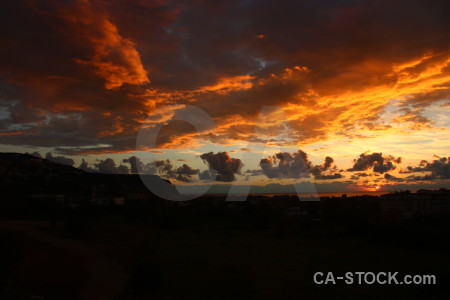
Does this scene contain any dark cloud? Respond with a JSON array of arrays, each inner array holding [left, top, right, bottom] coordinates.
[[245, 169, 263, 176], [242, 169, 264, 181], [350, 172, 371, 180], [26, 151, 43, 159], [200, 152, 242, 182], [117, 165, 129, 174], [259, 151, 344, 180], [403, 83, 450, 109], [29, 152, 100, 173], [314, 173, 344, 180], [123, 156, 152, 174], [407, 160, 431, 173], [407, 174, 437, 181], [26, 152, 198, 180], [393, 107, 433, 130], [348, 152, 401, 174], [152, 159, 200, 182], [168, 163, 199, 182], [309, 156, 343, 180], [407, 156, 450, 179], [94, 158, 129, 174], [373, 161, 396, 174], [1, 0, 450, 153], [198, 170, 215, 181], [384, 173, 401, 182], [0, 0, 160, 153], [260, 151, 311, 179], [78, 158, 97, 173], [398, 169, 413, 174], [324, 156, 334, 169], [45, 152, 74, 166], [122, 156, 199, 182]]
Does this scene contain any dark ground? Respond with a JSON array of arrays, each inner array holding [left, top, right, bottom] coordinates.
[[0, 196, 449, 300]]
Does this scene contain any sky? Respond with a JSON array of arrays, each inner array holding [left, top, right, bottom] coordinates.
[[1, 0, 450, 194]]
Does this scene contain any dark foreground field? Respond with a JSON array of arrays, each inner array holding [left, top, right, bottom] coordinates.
[[1, 200, 449, 300]]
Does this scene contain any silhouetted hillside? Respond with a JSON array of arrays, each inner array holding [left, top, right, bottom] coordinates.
[[0, 152, 86, 195], [0, 152, 178, 198]]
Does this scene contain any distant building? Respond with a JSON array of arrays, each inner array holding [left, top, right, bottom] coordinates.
[[379, 192, 450, 216]]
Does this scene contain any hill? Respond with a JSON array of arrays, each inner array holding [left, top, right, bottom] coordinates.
[[0, 152, 179, 199]]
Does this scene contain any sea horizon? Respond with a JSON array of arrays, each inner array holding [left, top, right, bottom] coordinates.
[[180, 191, 399, 198]]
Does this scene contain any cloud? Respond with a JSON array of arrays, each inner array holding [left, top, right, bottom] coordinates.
[[392, 107, 433, 130], [25, 151, 198, 181], [78, 158, 97, 173], [2, 0, 450, 155], [0, 0, 172, 154], [323, 156, 334, 169], [245, 169, 263, 176], [309, 156, 343, 180], [168, 163, 199, 182], [384, 173, 402, 182], [398, 169, 414, 174], [200, 152, 243, 182], [348, 152, 401, 174], [198, 170, 215, 181], [151, 159, 200, 182], [94, 158, 129, 174], [406, 156, 450, 179], [123, 156, 150, 174], [314, 173, 344, 180], [27, 151, 43, 159], [45, 152, 74, 166], [406, 160, 430, 173], [67, 0, 149, 89], [260, 150, 312, 179], [122, 156, 199, 182], [350, 172, 371, 180], [260, 151, 343, 180], [243, 169, 264, 181]]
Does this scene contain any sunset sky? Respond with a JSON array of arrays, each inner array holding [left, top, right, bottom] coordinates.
[[1, 0, 450, 194]]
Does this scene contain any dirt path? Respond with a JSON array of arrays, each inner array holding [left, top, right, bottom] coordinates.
[[0, 221, 129, 300]]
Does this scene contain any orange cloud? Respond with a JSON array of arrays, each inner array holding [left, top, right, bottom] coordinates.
[[64, 0, 149, 89], [197, 75, 255, 93], [2, 0, 450, 175], [136, 50, 450, 151], [0, 131, 25, 136]]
